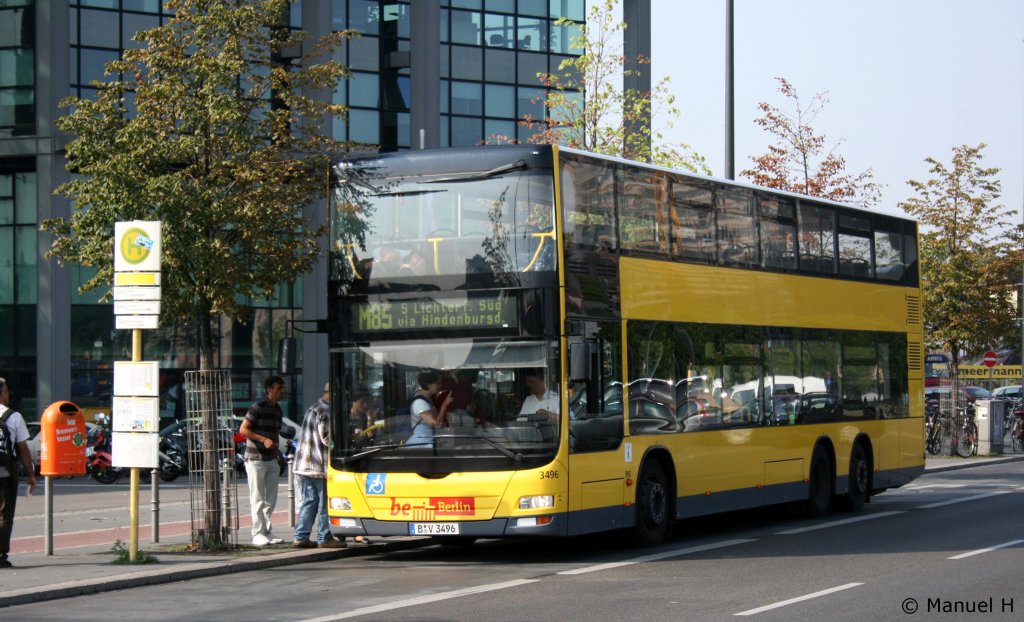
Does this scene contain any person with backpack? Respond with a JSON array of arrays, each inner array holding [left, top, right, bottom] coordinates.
[[1, 377, 36, 569], [405, 371, 455, 447]]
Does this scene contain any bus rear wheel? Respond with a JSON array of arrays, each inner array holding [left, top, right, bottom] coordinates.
[[633, 460, 669, 547], [805, 447, 833, 518], [838, 443, 869, 512]]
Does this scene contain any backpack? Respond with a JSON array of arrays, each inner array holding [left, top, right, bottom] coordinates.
[[0, 405, 16, 477], [390, 395, 432, 444]]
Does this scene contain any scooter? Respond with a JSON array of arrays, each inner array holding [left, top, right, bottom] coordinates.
[[157, 433, 187, 482], [87, 423, 119, 484]]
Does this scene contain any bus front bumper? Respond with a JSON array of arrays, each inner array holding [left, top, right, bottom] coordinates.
[[330, 515, 565, 539]]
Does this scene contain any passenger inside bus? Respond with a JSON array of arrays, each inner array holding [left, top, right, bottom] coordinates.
[[348, 386, 379, 440], [441, 369, 494, 426], [405, 370, 455, 447]]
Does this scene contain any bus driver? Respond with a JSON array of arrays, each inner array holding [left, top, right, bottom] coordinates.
[[518, 369, 559, 421]]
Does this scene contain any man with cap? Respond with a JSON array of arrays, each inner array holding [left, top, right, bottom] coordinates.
[[292, 382, 345, 548]]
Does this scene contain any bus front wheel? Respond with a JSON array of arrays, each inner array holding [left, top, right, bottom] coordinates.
[[633, 460, 670, 547]]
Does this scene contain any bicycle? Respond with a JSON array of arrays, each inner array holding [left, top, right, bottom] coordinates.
[[1010, 400, 1024, 453], [952, 404, 978, 458], [924, 401, 947, 456]]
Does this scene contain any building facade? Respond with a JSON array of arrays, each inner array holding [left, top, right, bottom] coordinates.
[[0, 0, 649, 423]]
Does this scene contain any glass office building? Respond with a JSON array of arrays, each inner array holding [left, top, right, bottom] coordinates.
[[0, 0, 650, 423]]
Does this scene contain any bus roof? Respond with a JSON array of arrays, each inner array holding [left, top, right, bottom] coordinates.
[[334, 144, 915, 227]]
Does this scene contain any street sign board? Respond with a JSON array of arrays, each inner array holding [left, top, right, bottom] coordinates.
[[113, 361, 160, 397], [959, 365, 1023, 380], [112, 285, 162, 301], [112, 432, 159, 469], [983, 351, 997, 368], [114, 300, 161, 316], [115, 315, 159, 330], [114, 221, 161, 272], [112, 397, 160, 433], [114, 272, 161, 286]]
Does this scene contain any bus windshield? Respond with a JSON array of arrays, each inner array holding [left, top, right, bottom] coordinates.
[[331, 166, 556, 286], [332, 338, 562, 470]]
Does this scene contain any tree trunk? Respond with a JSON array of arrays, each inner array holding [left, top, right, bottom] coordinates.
[[198, 305, 223, 546]]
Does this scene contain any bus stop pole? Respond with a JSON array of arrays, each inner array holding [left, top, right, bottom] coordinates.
[[129, 327, 142, 562]]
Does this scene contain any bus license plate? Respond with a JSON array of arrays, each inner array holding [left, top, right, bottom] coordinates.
[[409, 523, 460, 536]]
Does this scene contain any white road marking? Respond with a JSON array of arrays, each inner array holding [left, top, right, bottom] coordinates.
[[904, 483, 967, 490], [916, 490, 1012, 509], [295, 579, 540, 622], [557, 539, 757, 576], [775, 511, 905, 535], [947, 539, 1024, 560], [734, 582, 863, 616]]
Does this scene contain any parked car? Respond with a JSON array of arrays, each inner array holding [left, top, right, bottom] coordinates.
[[992, 385, 1022, 401], [924, 386, 993, 404]]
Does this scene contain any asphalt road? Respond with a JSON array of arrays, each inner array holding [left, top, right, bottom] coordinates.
[[6, 461, 1023, 621]]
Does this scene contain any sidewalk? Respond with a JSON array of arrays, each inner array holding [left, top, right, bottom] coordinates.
[[3, 453, 1022, 609], [923, 451, 1024, 473], [0, 532, 428, 608]]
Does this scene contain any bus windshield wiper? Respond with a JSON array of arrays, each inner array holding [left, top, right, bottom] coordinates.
[[340, 444, 404, 464], [436, 434, 524, 463], [420, 160, 528, 184]]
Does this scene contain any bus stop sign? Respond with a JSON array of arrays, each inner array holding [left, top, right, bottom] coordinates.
[[983, 351, 997, 368]]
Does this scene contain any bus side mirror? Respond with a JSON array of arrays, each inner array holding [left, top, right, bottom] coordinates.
[[571, 341, 602, 416], [278, 337, 296, 375], [570, 342, 594, 382]]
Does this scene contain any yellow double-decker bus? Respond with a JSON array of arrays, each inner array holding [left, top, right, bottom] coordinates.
[[325, 145, 924, 546]]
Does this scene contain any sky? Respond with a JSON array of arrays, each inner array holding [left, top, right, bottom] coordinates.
[[649, 0, 1024, 222]]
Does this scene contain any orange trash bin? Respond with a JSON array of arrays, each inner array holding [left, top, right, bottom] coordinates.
[[40, 401, 88, 477]]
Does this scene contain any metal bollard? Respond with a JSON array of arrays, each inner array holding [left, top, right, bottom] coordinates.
[[221, 457, 233, 544], [287, 455, 295, 527], [150, 467, 160, 543]]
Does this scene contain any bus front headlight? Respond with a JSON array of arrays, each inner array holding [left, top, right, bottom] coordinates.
[[330, 497, 352, 511], [518, 495, 554, 510]]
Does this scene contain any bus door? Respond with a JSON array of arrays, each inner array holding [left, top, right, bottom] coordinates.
[[566, 323, 627, 535]]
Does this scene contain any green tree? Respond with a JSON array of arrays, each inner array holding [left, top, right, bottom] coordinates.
[[898, 144, 1018, 369], [44, 0, 352, 371], [742, 77, 880, 208], [503, 0, 706, 173]]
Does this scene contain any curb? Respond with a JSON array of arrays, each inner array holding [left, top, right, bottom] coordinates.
[[0, 537, 430, 609], [924, 454, 1024, 474]]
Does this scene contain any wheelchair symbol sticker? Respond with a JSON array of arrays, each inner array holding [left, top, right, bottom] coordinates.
[[365, 473, 386, 495]]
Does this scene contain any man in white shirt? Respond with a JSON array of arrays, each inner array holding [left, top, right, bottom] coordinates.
[[1, 377, 36, 569], [519, 369, 559, 420]]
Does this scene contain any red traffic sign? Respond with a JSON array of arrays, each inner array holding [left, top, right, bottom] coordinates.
[[983, 351, 997, 368]]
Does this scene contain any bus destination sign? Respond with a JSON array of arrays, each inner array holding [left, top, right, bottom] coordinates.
[[352, 295, 518, 334]]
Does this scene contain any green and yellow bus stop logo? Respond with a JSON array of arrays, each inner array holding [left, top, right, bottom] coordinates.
[[119, 227, 154, 266]]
